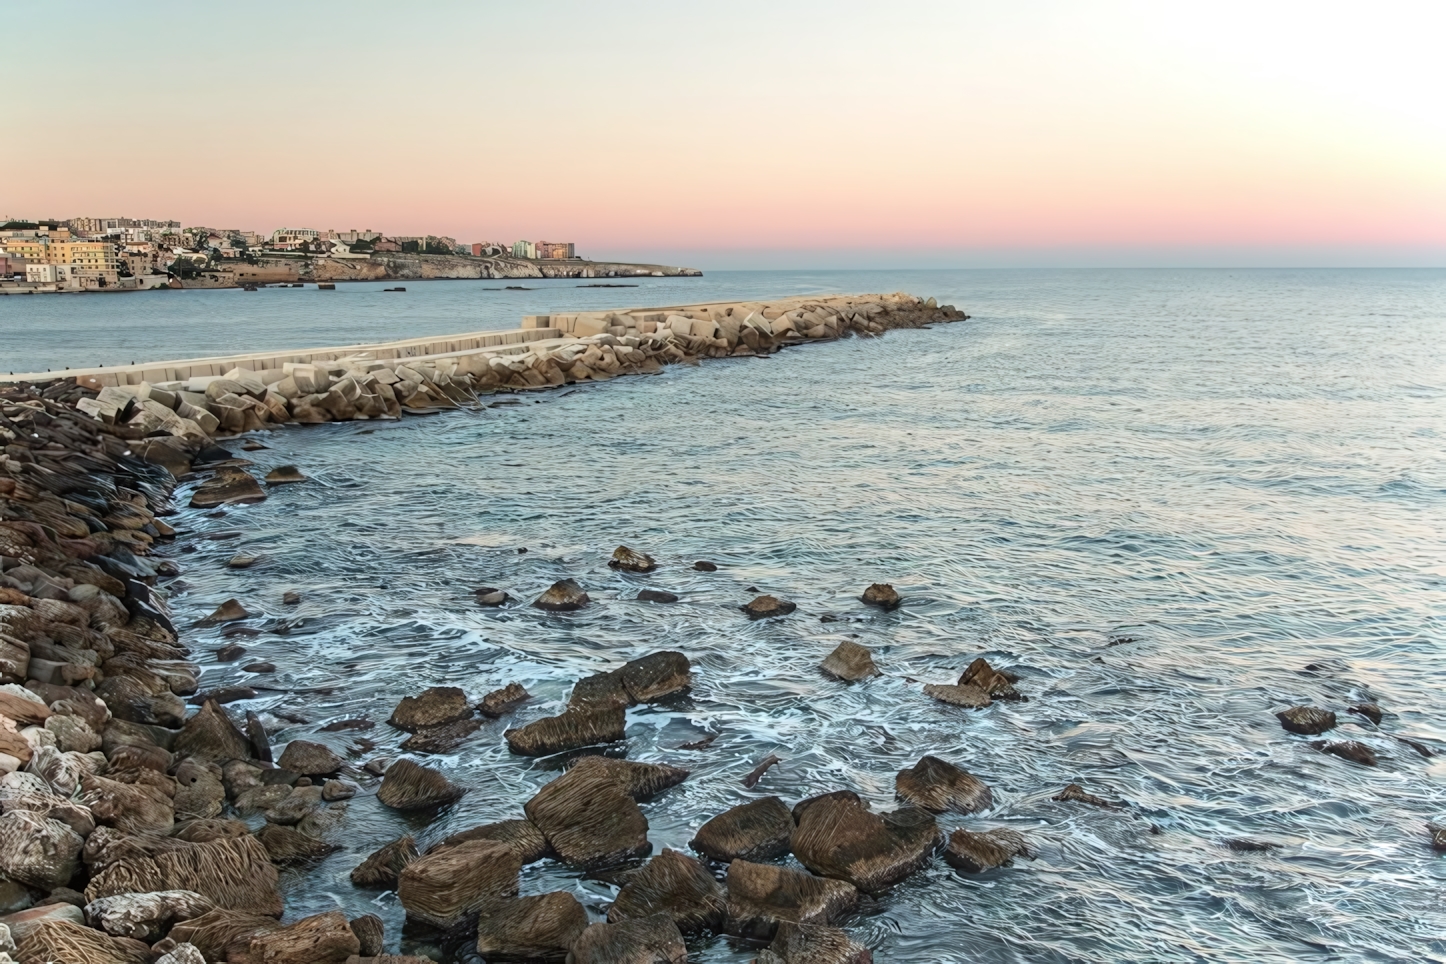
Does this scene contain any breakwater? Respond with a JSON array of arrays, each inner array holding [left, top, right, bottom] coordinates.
[[0, 293, 971, 963]]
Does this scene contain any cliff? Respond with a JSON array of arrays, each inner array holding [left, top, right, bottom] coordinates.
[[178, 253, 701, 288]]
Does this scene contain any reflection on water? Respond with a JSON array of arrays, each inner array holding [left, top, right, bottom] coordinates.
[[129, 270, 1445, 962]]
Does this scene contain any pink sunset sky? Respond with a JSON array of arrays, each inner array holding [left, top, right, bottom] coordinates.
[[5, 1, 1444, 267]]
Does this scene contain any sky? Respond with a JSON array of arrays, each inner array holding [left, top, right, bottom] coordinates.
[[4, 0, 1444, 268]]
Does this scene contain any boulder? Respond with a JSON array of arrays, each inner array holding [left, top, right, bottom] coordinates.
[[533, 579, 590, 612], [1313, 740, 1378, 766], [478, 682, 529, 718], [173, 699, 253, 763], [524, 760, 651, 868], [742, 595, 795, 619], [757, 922, 873, 964], [155, 943, 208, 964], [1276, 706, 1337, 735], [166, 908, 283, 962], [83, 889, 215, 942], [820, 641, 878, 681], [725, 860, 858, 941], [14, 919, 150, 964], [349, 913, 384, 957], [790, 795, 940, 894], [636, 589, 678, 604], [475, 892, 588, 960], [428, 818, 550, 864], [44, 714, 101, 754], [1051, 783, 1122, 809], [80, 772, 175, 835], [922, 682, 991, 709], [895, 756, 993, 814], [190, 468, 267, 509], [1, 902, 85, 944], [173, 758, 227, 821], [942, 827, 1036, 873], [388, 687, 471, 732], [476, 588, 510, 606], [245, 910, 360, 964], [0, 811, 83, 890], [351, 834, 419, 888], [402, 718, 483, 753], [276, 740, 343, 776], [565, 755, 689, 801], [505, 704, 625, 757], [196, 598, 250, 626], [860, 583, 900, 611], [84, 835, 282, 917], [568, 914, 687, 964], [322, 779, 357, 801], [1349, 703, 1384, 725], [256, 823, 338, 864], [264, 466, 307, 485], [608, 848, 725, 934], [690, 796, 794, 863], [957, 657, 1022, 700], [397, 839, 520, 929], [570, 670, 632, 709], [619, 651, 692, 703], [376, 759, 466, 810], [693, 561, 718, 572], [609, 546, 657, 573]]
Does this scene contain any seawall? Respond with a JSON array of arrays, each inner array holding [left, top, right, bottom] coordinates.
[[174, 253, 702, 288]]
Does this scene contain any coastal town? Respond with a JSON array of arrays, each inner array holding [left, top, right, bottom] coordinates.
[[0, 216, 669, 294]]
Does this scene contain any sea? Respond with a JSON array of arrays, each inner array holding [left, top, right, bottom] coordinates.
[[3, 269, 1445, 963]]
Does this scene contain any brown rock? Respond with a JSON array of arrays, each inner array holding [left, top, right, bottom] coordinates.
[[609, 545, 657, 573], [84, 835, 282, 917], [895, 756, 993, 814], [693, 561, 718, 572], [1313, 740, 1378, 766], [0, 690, 50, 725], [820, 641, 878, 681], [351, 835, 419, 888], [474, 891, 588, 960], [376, 759, 466, 811], [1348, 703, 1383, 725], [478, 682, 530, 718], [922, 682, 992, 709], [246, 910, 360, 964], [196, 598, 250, 626], [757, 922, 873, 964], [397, 839, 520, 929], [167, 908, 284, 962], [620, 651, 692, 703], [742, 595, 795, 619], [533, 579, 590, 612], [505, 703, 625, 757], [428, 818, 550, 864], [636, 589, 678, 603], [523, 760, 651, 868], [690, 796, 793, 863], [0, 811, 83, 890], [608, 848, 725, 934], [790, 795, 940, 894], [276, 740, 343, 776], [568, 914, 687, 964], [1429, 822, 1446, 851], [349, 913, 385, 957], [401, 718, 482, 753], [957, 657, 1023, 700], [1052, 783, 1122, 810], [1276, 706, 1337, 735], [264, 465, 308, 485], [725, 859, 858, 941], [173, 699, 253, 763], [256, 822, 338, 864], [565, 754, 690, 801], [860, 583, 900, 610], [82, 774, 175, 836], [388, 686, 472, 732], [570, 670, 632, 709], [15, 919, 151, 964], [191, 467, 267, 508], [942, 827, 1036, 872]]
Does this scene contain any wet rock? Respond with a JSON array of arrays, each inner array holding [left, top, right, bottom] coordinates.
[[321, 717, 374, 733], [173, 818, 250, 843], [322, 779, 358, 801], [570, 671, 632, 709], [84, 835, 282, 917], [610, 546, 657, 573], [792, 790, 867, 824], [389, 686, 472, 732], [351, 835, 419, 888], [245, 711, 273, 763], [402, 718, 484, 753], [1312, 739, 1378, 766], [533, 579, 590, 612], [228, 553, 261, 569], [429, 818, 550, 864], [820, 641, 878, 681], [234, 784, 292, 814], [895, 756, 993, 814], [742, 754, 781, 788], [83, 889, 215, 941], [791, 795, 940, 894], [693, 561, 718, 572], [474, 891, 588, 960], [608, 848, 726, 934], [376, 758, 466, 810], [1429, 823, 1446, 851], [690, 796, 793, 863], [742, 595, 795, 619], [1348, 703, 1383, 725], [620, 651, 692, 703], [0, 811, 83, 890], [173, 758, 227, 820], [256, 822, 338, 864], [505, 703, 626, 757], [725, 859, 858, 941], [1052, 783, 1122, 810], [276, 740, 343, 776], [15, 918, 152, 964], [244, 910, 360, 964], [524, 759, 651, 868], [637, 589, 679, 604], [476, 588, 510, 606], [216, 643, 247, 662], [757, 921, 873, 964], [242, 662, 276, 674], [191, 467, 267, 509], [188, 685, 258, 706], [566, 754, 690, 801], [958, 657, 1023, 700], [860, 583, 900, 611], [568, 914, 687, 964], [478, 682, 530, 718], [1276, 706, 1337, 735], [197, 598, 250, 626], [942, 827, 1035, 873], [81, 774, 175, 835], [282, 590, 301, 605], [922, 682, 991, 709], [263, 785, 324, 825], [1225, 838, 1282, 852], [350, 913, 385, 957], [264, 465, 308, 485], [397, 839, 521, 929]]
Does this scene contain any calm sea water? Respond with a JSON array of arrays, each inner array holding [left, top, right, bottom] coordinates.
[[7, 270, 1446, 962]]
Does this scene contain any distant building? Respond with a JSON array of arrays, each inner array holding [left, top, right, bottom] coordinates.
[[269, 227, 320, 250], [27, 263, 60, 283], [335, 228, 382, 244], [470, 242, 507, 257], [511, 240, 536, 259], [6, 232, 119, 283], [535, 241, 575, 260]]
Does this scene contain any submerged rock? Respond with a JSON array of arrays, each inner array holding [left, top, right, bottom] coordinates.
[[758, 921, 874, 964], [523, 759, 651, 868], [475, 891, 588, 960], [958, 657, 1023, 700], [942, 827, 1035, 873], [475, 588, 510, 607], [922, 682, 991, 709], [860, 583, 900, 610], [725, 859, 858, 941], [505, 703, 626, 757], [610, 546, 658, 573], [196, 598, 250, 626], [820, 641, 878, 681], [693, 561, 718, 572], [1052, 783, 1122, 810], [637, 589, 679, 604], [1276, 706, 1337, 735], [1312, 739, 1378, 766], [608, 848, 726, 934], [388, 687, 471, 732], [1225, 838, 1282, 852], [1348, 703, 1383, 725], [264, 465, 307, 485], [402, 718, 482, 754], [895, 756, 993, 814], [478, 682, 530, 718], [690, 796, 794, 863], [533, 579, 590, 612], [350, 835, 419, 888], [569, 914, 687, 964], [742, 595, 796, 619], [191, 467, 267, 508], [791, 795, 940, 894], [1429, 823, 1446, 851], [397, 839, 520, 929], [376, 759, 465, 810], [275, 740, 343, 776]]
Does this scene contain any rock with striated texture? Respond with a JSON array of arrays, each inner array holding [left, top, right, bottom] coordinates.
[[742, 595, 795, 619], [351, 835, 419, 888], [174, 699, 253, 763], [474, 891, 588, 960], [608, 848, 725, 934], [1313, 740, 1378, 766], [757, 921, 873, 964], [397, 839, 520, 929], [725, 859, 858, 941], [609, 546, 657, 573], [895, 756, 993, 814], [505, 703, 625, 757], [620, 651, 692, 703], [790, 794, 940, 894], [524, 760, 651, 868], [376, 759, 465, 811], [388, 687, 471, 732], [244, 910, 359, 964], [83, 889, 215, 942], [568, 914, 687, 964], [428, 818, 549, 864], [191, 468, 267, 509], [349, 913, 384, 957], [820, 641, 878, 681], [922, 682, 991, 709], [860, 583, 900, 611], [276, 740, 343, 776], [1276, 706, 1337, 735], [942, 827, 1036, 873], [0, 811, 83, 890], [957, 657, 1023, 700], [690, 796, 794, 863], [478, 682, 529, 718], [533, 579, 590, 612], [565, 754, 689, 801], [1051, 783, 1122, 810]]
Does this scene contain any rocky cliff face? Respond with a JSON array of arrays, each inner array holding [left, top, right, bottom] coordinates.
[[285, 254, 699, 283]]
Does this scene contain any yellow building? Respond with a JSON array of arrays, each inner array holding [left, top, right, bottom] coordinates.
[[52, 240, 119, 275]]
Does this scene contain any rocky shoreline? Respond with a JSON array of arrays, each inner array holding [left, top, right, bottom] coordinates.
[[173, 254, 702, 290]]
